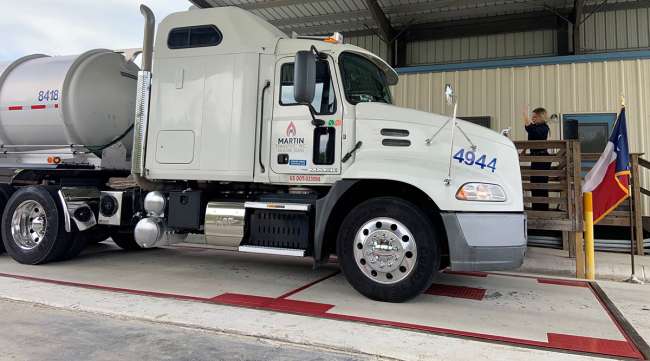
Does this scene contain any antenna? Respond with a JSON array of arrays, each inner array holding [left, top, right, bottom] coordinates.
[[425, 84, 477, 185]]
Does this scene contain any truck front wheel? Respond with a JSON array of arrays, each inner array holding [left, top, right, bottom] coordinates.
[[336, 197, 440, 302]]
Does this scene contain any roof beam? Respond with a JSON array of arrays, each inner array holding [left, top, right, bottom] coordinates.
[[363, 0, 395, 41], [237, 0, 327, 11], [272, 10, 371, 28], [402, 12, 561, 41]]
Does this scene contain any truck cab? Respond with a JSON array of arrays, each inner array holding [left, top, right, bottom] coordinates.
[[0, 5, 526, 303], [129, 6, 527, 301]]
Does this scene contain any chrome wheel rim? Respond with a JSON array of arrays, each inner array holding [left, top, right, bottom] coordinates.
[[353, 217, 417, 285], [11, 200, 47, 250]]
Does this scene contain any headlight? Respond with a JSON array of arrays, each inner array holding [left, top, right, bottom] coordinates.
[[456, 183, 506, 202]]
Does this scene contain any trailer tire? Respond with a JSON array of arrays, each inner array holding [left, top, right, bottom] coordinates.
[[336, 197, 440, 302], [60, 227, 111, 261], [111, 231, 143, 251], [2, 186, 72, 264], [0, 184, 15, 254]]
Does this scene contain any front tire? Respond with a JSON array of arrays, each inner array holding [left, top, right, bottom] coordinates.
[[337, 197, 440, 302], [2, 186, 72, 264]]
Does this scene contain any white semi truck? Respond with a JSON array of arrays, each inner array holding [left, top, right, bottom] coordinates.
[[0, 5, 526, 302]]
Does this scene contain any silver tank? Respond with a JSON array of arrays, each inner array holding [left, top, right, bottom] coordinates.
[[0, 49, 138, 149]]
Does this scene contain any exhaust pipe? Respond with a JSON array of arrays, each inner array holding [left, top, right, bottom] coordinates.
[[140, 5, 155, 72], [132, 4, 168, 191]]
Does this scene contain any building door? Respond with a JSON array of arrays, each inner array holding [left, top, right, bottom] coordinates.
[[561, 113, 617, 173]]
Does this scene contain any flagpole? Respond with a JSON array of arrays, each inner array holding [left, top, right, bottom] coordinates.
[[626, 173, 641, 284], [621, 96, 644, 284]]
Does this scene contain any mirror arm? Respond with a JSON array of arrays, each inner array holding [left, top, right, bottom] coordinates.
[[307, 104, 325, 127], [310, 45, 327, 60]]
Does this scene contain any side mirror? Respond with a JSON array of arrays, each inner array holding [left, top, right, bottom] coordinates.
[[444, 84, 455, 105], [294, 50, 316, 105]]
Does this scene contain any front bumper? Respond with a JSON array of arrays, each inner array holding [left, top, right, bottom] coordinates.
[[440, 212, 527, 271]]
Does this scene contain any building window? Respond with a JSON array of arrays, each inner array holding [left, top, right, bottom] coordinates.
[[279, 61, 336, 115], [168, 25, 222, 49], [562, 113, 616, 154]]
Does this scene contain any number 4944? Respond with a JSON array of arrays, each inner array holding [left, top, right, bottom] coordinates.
[[453, 148, 497, 173]]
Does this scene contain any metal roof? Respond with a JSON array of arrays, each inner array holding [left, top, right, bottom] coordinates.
[[187, 0, 648, 37]]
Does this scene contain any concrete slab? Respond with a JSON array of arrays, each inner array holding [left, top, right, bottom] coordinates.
[[0, 242, 644, 360], [0, 243, 338, 299]]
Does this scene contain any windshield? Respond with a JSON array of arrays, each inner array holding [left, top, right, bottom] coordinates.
[[339, 52, 392, 105]]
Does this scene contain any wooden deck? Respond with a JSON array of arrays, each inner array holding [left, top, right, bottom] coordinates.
[[517, 140, 647, 256]]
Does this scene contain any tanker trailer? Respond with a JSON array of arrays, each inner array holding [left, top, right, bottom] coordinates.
[[0, 49, 142, 264]]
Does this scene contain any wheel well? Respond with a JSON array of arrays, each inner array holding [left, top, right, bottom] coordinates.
[[322, 179, 449, 267]]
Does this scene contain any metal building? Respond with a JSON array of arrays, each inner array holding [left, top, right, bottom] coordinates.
[[189, 0, 650, 217]]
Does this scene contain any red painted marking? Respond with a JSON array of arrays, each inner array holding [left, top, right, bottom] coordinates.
[[426, 283, 486, 300], [8, 106, 23, 111], [212, 293, 333, 314], [212, 293, 271, 307], [538, 278, 589, 287], [443, 270, 489, 278], [547, 333, 640, 358], [322, 313, 642, 359], [31, 105, 46, 110], [0, 271, 642, 359], [587, 283, 644, 359], [0, 272, 210, 303], [276, 270, 340, 299]]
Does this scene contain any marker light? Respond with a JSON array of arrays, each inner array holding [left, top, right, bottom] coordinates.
[[456, 183, 506, 202], [323, 32, 343, 44]]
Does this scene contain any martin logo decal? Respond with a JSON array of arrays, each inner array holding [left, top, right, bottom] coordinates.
[[286, 121, 297, 137], [277, 121, 306, 153]]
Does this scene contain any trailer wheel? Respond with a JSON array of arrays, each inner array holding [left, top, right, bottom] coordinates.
[[111, 231, 143, 251], [60, 227, 111, 261], [0, 185, 15, 254], [1, 186, 72, 264], [336, 197, 440, 302]]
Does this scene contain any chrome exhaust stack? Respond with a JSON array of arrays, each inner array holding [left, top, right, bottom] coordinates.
[[139, 5, 155, 72]]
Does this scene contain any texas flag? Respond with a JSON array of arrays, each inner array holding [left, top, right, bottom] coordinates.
[[582, 108, 630, 223]]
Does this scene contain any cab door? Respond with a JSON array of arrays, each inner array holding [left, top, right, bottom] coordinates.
[[269, 56, 343, 183]]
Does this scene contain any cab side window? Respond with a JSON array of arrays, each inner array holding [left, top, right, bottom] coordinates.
[[168, 25, 223, 49], [279, 61, 336, 115]]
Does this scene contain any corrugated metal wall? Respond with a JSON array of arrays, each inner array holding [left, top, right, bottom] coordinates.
[[581, 7, 650, 53], [392, 57, 650, 212], [345, 34, 391, 62], [346, 7, 650, 65], [405, 30, 558, 65]]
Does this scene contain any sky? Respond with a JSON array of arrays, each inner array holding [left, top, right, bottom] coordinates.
[[0, 0, 190, 62]]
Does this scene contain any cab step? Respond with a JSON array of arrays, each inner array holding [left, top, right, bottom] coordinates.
[[238, 245, 305, 257]]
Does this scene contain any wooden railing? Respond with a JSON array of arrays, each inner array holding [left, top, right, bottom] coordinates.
[[516, 143, 646, 256], [515, 140, 583, 236]]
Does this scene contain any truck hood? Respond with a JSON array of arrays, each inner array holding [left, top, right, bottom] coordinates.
[[346, 102, 523, 212], [355, 102, 513, 148]]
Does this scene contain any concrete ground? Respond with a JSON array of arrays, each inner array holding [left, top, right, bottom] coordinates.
[[0, 298, 373, 361], [0, 242, 646, 360], [518, 246, 650, 282]]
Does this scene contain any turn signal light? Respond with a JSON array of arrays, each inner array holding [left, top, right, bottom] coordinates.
[[456, 183, 506, 202]]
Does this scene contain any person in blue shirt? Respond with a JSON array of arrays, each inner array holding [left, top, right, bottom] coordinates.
[[524, 107, 551, 211]]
